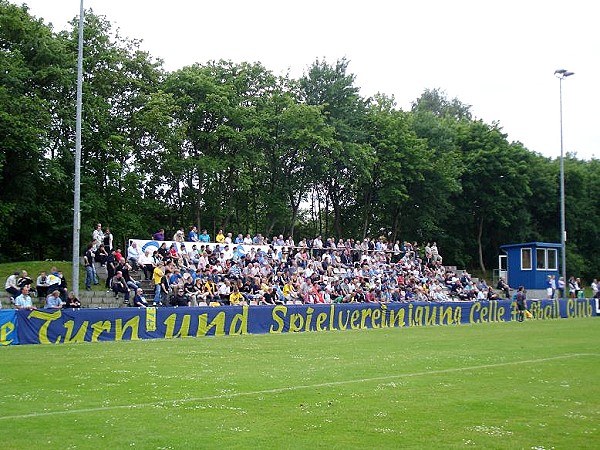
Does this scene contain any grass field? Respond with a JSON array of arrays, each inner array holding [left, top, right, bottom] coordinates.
[[1, 318, 598, 449]]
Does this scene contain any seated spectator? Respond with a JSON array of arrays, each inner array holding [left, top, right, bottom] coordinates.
[[230, 286, 245, 305], [111, 271, 131, 304], [170, 287, 190, 307], [133, 288, 148, 308], [17, 270, 33, 289], [215, 229, 225, 243], [496, 278, 511, 299], [127, 242, 141, 271], [65, 291, 81, 309], [36, 271, 50, 299], [14, 285, 36, 310], [4, 272, 20, 302], [138, 249, 155, 281], [45, 290, 64, 309], [95, 244, 109, 266]]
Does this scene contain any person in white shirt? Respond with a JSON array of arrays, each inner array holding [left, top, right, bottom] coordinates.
[[127, 242, 141, 271]]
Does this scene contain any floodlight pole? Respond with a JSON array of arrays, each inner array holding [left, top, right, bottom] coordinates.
[[72, 0, 84, 297], [554, 69, 574, 292]]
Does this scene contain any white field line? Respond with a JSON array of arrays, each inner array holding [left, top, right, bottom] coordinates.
[[1, 352, 598, 421]]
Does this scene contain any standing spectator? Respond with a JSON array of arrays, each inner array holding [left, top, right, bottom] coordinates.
[[84, 244, 96, 290], [557, 277, 565, 298], [568, 276, 577, 299], [105, 250, 117, 290], [92, 223, 103, 250], [127, 241, 141, 271], [36, 271, 50, 299], [152, 228, 165, 241], [199, 229, 210, 243], [14, 285, 36, 311], [515, 286, 527, 322], [103, 227, 114, 252], [153, 262, 165, 306], [591, 278, 599, 299], [173, 228, 185, 242], [188, 226, 199, 242]]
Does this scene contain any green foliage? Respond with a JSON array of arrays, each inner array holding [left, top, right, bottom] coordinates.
[[1, 4, 600, 281]]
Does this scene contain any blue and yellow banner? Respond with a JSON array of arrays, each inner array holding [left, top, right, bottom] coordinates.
[[0, 310, 18, 346], [9, 298, 596, 345]]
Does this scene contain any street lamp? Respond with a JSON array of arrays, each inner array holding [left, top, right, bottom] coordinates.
[[72, 0, 84, 297], [554, 69, 574, 294]]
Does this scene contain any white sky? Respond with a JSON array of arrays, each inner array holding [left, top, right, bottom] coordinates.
[[13, 0, 599, 159]]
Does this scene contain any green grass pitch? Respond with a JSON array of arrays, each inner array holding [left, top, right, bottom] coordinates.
[[1, 318, 598, 449]]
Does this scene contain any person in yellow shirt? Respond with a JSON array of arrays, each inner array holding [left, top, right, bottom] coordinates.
[[283, 279, 299, 304], [229, 286, 245, 305], [215, 229, 225, 243], [153, 262, 164, 305]]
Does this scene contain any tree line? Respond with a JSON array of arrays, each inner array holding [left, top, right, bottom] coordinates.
[[2, 1, 599, 280]]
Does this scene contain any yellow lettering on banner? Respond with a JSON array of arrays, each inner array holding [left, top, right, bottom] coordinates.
[[229, 306, 248, 335], [423, 306, 437, 326], [480, 305, 488, 322], [360, 308, 372, 328], [304, 307, 315, 332], [91, 320, 111, 342], [146, 307, 157, 332], [371, 308, 381, 328], [407, 304, 413, 326], [497, 306, 505, 321], [1, 322, 15, 346], [379, 304, 388, 328], [440, 306, 453, 325], [329, 304, 336, 330], [63, 321, 88, 344], [289, 313, 304, 332], [198, 311, 225, 336], [470, 302, 480, 323], [388, 308, 405, 328], [29, 310, 62, 344], [350, 310, 360, 329], [316, 312, 328, 331], [413, 306, 424, 326], [269, 306, 287, 333], [116, 316, 140, 341], [164, 314, 191, 339], [337, 310, 350, 330]]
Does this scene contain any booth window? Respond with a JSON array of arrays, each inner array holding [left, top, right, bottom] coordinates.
[[535, 248, 558, 270], [536, 249, 546, 269], [521, 248, 532, 270], [547, 249, 557, 270]]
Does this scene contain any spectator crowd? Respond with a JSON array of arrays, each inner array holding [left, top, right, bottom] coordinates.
[[5, 224, 589, 310]]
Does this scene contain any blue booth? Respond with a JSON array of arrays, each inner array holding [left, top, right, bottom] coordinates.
[[499, 242, 561, 291]]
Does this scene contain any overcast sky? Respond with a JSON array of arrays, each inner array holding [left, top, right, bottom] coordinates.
[[13, 0, 599, 160]]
